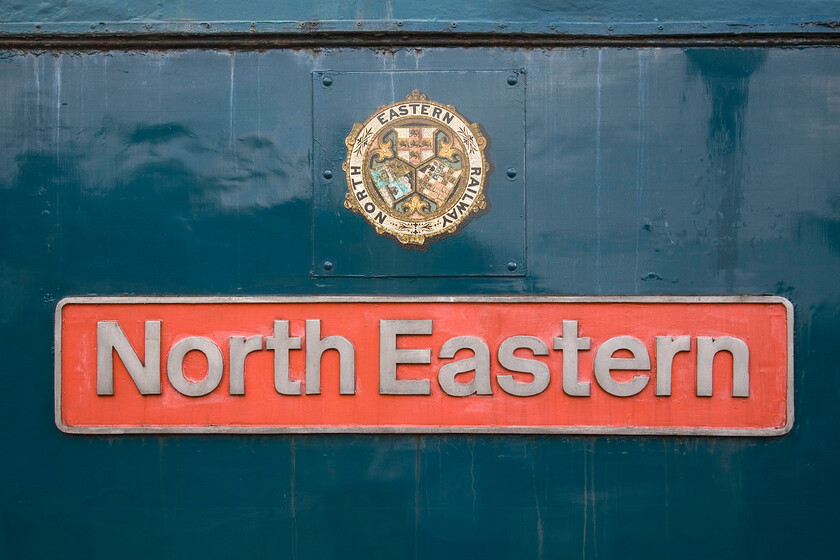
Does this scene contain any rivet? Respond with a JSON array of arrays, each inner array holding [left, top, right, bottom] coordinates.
[[322, 260, 334, 271], [658, 25, 664, 30], [506, 261, 518, 272], [507, 74, 518, 86], [608, 25, 614, 31], [506, 167, 518, 179], [450, 22, 458, 28], [322, 170, 333, 180], [322, 75, 333, 86]]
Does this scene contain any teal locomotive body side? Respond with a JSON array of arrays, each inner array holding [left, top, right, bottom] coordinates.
[[1, 2, 839, 557]]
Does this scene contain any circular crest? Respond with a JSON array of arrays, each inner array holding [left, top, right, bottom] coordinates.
[[342, 90, 491, 249]]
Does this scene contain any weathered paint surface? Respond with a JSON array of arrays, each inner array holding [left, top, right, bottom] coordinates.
[[0, 46, 839, 557], [1, 1, 839, 35]]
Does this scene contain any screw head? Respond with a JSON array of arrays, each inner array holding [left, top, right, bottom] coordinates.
[[322, 260, 334, 271], [322, 75, 333, 86], [506, 261, 518, 272], [507, 74, 518, 86], [506, 167, 518, 179], [322, 169, 333, 180]]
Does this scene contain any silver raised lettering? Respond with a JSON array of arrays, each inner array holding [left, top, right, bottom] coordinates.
[[379, 319, 432, 395], [167, 336, 224, 397], [696, 337, 749, 397], [497, 336, 550, 397], [553, 320, 591, 397], [229, 335, 263, 395], [96, 320, 161, 396], [438, 336, 492, 397], [594, 336, 651, 397], [654, 336, 691, 396], [305, 320, 355, 395], [266, 320, 302, 395]]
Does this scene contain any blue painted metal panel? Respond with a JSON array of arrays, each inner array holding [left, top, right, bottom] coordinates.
[[0, 45, 839, 557], [312, 69, 526, 276], [0, 0, 839, 36]]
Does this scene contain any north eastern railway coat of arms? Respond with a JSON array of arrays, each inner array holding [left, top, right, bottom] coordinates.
[[343, 90, 491, 249]]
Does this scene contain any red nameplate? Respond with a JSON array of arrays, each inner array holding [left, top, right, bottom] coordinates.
[[55, 296, 793, 435]]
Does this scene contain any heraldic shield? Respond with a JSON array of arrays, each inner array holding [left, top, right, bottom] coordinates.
[[343, 90, 491, 249], [368, 126, 464, 218]]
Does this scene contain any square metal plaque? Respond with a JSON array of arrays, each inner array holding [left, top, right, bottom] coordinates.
[[312, 70, 526, 277]]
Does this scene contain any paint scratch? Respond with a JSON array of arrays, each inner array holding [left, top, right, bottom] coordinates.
[[595, 50, 603, 292], [582, 442, 588, 559], [530, 437, 544, 559], [469, 436, 476, 520], [34, 56, 40, 143], [414, 436, 421, 560], [635, 51, 648, 294], [54, 55, 62, 221], [229, 53, 242, 289], [291, 436, 298, 560]]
